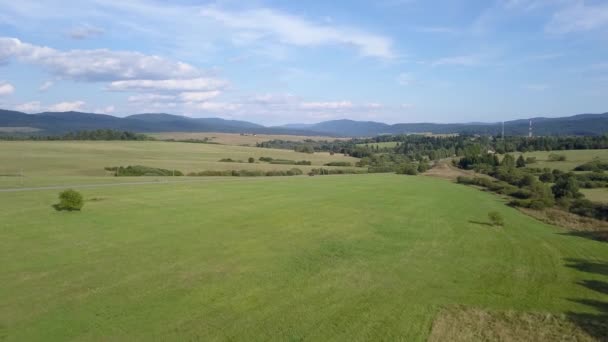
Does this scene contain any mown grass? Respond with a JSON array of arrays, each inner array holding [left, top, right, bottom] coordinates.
[[1, 174, 606, 341], [356, 141, 399, 148], [149, 132, 347, 146], [517, 149, 608, 171], [0, 141, 360, 187], [582, 188, 608, 203]]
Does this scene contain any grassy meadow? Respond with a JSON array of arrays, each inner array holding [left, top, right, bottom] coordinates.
[[516, 149, 608, 171], [0, 141, 359, 188], [1, 173, 607, 341], [149, 132, 347, 146]]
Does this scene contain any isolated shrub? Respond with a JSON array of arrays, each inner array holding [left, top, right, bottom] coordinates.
[[396, 163, 418, 175], [539, 172, 555, 183], [54, 189, 84, 211], [488, 211, 504, 227], [516, 155, 526, 168], [248, 157, 255, 163], [324, 161, 352, 167], [417, 161, 431, 173], [548, 153, 567, 162]]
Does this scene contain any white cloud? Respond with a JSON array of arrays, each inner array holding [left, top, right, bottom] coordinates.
[[39, 80, 53, 92], [179, 91, 221, 102], [0, 37, 202, 82], [48, 100, 86, 112], [128, 94, 174, 103], [94, 105, 115, 114], [68, 25, 104, 40], [14, 101, 41, 112], [108, 78, 227, 92], [300, 101, 353, 109], [431, 54, 483, 67], [193, 102, 241, 112], [397, 73, 415, 86], [200, 7, 394, 58], [0, 81, 14, 96], [546, 2, 608, 33]]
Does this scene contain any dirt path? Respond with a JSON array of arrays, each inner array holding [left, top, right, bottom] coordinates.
[[423, 160, 487, 181]]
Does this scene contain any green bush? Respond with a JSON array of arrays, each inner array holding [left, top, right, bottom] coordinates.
[[548, 153, 567, 162], [488, 211, 504, 227], [396, 163, 418, 175], [112, 165, 183, 176], [54, 189, 84, 211], [248, 157, 255, 163], [324, 162, 352, 167]]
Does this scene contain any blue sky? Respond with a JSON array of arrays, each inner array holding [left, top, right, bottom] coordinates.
[[0, 0, 607, 125]]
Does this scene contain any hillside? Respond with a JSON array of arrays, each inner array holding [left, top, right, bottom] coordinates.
[[1, 109, 607, 136]]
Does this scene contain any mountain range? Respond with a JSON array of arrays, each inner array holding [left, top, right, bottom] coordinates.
[[1, 109, 607, 137]]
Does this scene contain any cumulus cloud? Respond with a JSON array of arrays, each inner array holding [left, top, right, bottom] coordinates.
[[0, 81, 14, 95], [300, 101, 353, 109], [94, 105, 115, 114], [178, 91, 221, 102], [14, 101, 41, 112], [108, 78, 227, 92], [431, 54, 483, 67], [39, 80, 53, 92], [192, 102, 241, 112], [200, 7, 394, 58], [68, 25, 104, 40], [397, 73, 414, 86], [48, 101, 86, 112], [546, 2, 608, 33], [0, 37, 203, 82]]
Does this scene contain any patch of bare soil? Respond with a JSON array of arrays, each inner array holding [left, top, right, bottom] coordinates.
[[428, 306, 603, 342], [423, 160, 490, 181]]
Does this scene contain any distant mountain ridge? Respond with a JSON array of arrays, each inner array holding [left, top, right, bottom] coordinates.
[[1, 109, 607, 137]]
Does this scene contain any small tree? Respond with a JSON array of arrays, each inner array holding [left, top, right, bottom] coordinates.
[[488, 211, 504, 227], [54, 189, 84, 211], [248, 157, 255, 163], [516, 155, 526, 168]]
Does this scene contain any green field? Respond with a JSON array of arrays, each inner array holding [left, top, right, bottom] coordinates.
[[582, 188, 608, 203], [517, 149, 608, 171], [0, 141, 359, 188], [1, 173, 607, 341]]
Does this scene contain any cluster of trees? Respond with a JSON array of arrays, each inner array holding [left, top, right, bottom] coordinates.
[[574, 159, 608, 172], [456, 152, 608, 221], [308, 168, 366, 176], [324, 161, 352, 167], [259, 157, 311, 165], [188, 169, 304, 177], [1, 130, 151, 141], [105, 165, 183, 176], [496, 135, 608, 152]]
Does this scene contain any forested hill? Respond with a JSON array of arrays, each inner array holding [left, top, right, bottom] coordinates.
[[1, 109, 607, 136]]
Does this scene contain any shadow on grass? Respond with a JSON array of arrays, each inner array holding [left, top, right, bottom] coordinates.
[[564, 258, 608, 340], [560, 231, 608, 243], [565, 258, 608, 276], [468, 220, 493, 227]]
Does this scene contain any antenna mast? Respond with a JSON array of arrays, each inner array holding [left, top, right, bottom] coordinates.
[[528, 120, 533, 138]]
